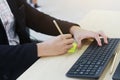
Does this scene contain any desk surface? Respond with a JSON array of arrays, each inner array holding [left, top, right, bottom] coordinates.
[[17, 10, 120, 80]]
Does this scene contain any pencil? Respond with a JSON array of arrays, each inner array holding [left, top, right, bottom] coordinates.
[[53, 20, 77, 53], [53, 20, 63, 35], [110, 52, 118, 74]]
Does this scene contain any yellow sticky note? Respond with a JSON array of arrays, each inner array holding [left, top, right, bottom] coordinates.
[[68, 42, 77, 53]]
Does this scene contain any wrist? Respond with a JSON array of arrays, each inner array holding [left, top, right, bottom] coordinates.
[[70, 26, 80, 35], [36, 43, 44, 57]]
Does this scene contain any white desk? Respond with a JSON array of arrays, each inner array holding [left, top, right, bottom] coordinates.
[[17, 10, 120, 80]]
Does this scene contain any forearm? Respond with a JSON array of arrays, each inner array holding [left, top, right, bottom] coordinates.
[[23, 1, 79, 35]]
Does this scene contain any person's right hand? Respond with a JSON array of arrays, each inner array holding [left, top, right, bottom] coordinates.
[[37, 34, 74, 57]]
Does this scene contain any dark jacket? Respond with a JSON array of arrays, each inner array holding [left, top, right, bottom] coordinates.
[[0, 0, 78, 79]]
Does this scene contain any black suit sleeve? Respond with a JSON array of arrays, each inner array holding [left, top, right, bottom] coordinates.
[[22, 1, 79, 36], [0, 43, 38, 78]]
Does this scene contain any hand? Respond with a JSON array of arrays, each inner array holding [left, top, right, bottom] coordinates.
[[70, 26, 108, 48], [37, 34, 74, 57]]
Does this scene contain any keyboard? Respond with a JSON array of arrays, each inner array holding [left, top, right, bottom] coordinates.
[[66, 38, 120, 79]]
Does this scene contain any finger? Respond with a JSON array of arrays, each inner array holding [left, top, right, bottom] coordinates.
[[94, 34, 102, 46], [63, 34, 72, 39], [98, 31, 108, 44], [76, 37, 83, 48], [65, 44, 73, 50], [77, 40, 82, 48], [64, 38, 74, 45]]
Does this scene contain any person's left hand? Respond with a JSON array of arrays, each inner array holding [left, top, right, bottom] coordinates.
[[70, 26, 108, 48]]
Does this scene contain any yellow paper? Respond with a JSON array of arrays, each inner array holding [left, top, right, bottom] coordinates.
[[68, 42, 77, 53]]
